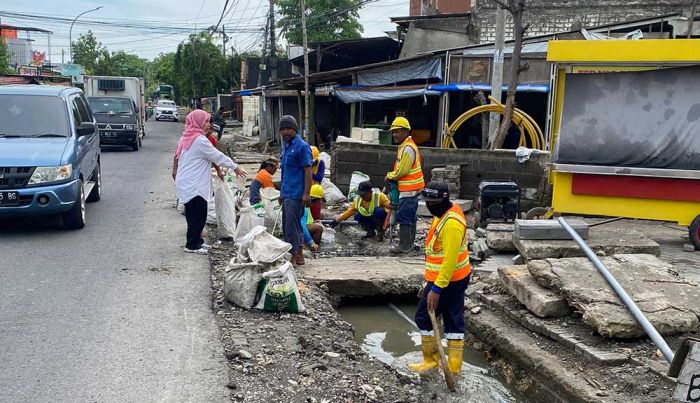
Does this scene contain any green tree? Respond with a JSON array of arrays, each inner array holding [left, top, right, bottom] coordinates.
[[71, 31, 109, 74], [277, 0, 364, 44], [0, 39, 11, 74], [173, 32, 228, 104]]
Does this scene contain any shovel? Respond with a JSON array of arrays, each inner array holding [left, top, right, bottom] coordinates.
[[428, 309, 456, 392]]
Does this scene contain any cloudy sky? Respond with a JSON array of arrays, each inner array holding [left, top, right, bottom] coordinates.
[[1, 0, 409, 63]]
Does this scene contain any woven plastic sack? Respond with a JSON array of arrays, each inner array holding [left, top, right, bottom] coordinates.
[[213, 176, 237, 238], [348, 171, 370, 202], [234, 203, 266, 242], [260, 187, 281, 229], [236, 225, 292, 263], [206, 199, 217, 225], [321, 178, 346, 205], [223, 261, 265, 310], [255, 261, 305, 313]]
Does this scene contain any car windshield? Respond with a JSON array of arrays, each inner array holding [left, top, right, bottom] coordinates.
[[88, 97, 133, 114], [0, 94, 70, 137], [157, 101, 175, 108]]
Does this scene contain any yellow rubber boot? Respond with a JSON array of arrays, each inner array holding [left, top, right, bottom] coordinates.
[[408, 335, 440, 372], [447, 339, 464, 374]]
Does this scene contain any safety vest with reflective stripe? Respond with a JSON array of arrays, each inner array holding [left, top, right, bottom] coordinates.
[[354, 190, 380, 217], [424, 204, 471, 283], [394, 137, 424, 192]]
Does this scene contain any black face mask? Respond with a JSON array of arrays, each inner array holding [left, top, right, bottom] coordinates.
[[426, 199, 452, 218]]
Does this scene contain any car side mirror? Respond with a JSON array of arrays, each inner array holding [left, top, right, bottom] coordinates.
[[77, 121, 96, 136]]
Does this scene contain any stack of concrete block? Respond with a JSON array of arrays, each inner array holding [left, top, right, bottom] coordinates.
[[430, 165, 460, 196], [350, 127, 363, 140], [242, 96, 260, 137], [361, 128, 381, 144]]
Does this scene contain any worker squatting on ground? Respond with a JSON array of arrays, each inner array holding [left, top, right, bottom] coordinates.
[[279, 115, 313, 266], [310, 146, 325, 185], [409, 181, 471, 375], [385, 117, 424, 254], [309, 181, 325, 220], [330, 181, 391, 241], [249, 157, 279, 205]]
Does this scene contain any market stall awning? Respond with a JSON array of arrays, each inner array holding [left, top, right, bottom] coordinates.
[[428, 82, 550, 93], [334, 85, 441, 103]]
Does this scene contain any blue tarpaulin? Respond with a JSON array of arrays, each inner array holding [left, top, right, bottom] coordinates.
[[428, 83, 550, 93], [334, 86, 441, 103]]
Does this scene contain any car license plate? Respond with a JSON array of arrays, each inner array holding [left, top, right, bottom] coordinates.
[[103, 132, 118, 138], [0, 191, 19, 206]]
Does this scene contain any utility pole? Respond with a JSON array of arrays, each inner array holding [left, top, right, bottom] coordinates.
[[269, 0, 277, 82], [222, 25, 227, 57], [62, 49, 65, 65], [257, 12, 269, 88], [688, 0, 698, 39], [487, 5, 505, 147], [300, 0, 311, 141]]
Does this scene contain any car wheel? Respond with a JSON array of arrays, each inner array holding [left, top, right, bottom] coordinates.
[[132, 136, 140, 151], [86, 161, 101, 202], [63, 180, 86, 229]]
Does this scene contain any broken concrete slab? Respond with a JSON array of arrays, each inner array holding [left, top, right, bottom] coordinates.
[[498, 265, 572, 318], [528, 254, 700, 338], [486, 224, 517, 253], [474, 254, 517, 274], [514, 219, 589, 240], [514, 226, 660, 260], [303, 257, 424, 297]]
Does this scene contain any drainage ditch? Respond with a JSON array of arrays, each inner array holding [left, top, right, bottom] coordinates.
[[337, 299, 526, 402]]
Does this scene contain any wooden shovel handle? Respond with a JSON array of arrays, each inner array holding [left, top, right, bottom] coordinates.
[[428, 309, 456, 392]]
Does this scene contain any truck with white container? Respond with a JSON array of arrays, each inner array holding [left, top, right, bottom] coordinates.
[[83, 76, 146, 150]]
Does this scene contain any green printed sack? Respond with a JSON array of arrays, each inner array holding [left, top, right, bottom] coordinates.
[[255, 262, 305, 313]]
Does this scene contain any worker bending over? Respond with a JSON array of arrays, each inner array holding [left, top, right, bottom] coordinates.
[[300, 184, 326, 256], [409, 182, 470, 375], [249, 157, 278, 205], [384, 117, 424, 254], [311, 146, 326, 184], [330, 181, 391, 240]]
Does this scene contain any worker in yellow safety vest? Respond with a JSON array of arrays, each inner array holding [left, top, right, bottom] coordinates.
[[409, 181, 471, 375], [384, 116, 424, 254], [330, 181, 392, 240]]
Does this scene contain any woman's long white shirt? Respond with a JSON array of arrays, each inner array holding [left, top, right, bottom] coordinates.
[[175, 136, 238, 204]]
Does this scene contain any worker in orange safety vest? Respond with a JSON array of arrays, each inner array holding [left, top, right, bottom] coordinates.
[[384, 116, 424, 254], [408, 181, 471, 375]]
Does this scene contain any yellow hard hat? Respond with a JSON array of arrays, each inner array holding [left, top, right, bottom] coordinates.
[[310, 146, 320, 161], [390, 116, 411, 131], [310, 184, 325, 199]]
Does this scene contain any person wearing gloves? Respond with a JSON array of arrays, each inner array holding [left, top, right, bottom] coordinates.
[[409, 181, 470, 375], [330, 181, 391, 241], [174, 109, 247, 254], [310, 146, 326, 184], [279, 115, 313, 266], [384, 116, 424, 254]]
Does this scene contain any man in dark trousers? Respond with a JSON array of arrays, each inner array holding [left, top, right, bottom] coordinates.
[[212, 107, 227, 140], [409, 182, 471, 375], [279, 115, 313, 266]]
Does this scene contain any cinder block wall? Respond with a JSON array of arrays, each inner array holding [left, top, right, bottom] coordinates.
[[331, 142, 552, 211]]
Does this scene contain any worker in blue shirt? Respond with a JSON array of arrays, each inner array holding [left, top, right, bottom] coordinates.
[[279, 115, 313, 266]]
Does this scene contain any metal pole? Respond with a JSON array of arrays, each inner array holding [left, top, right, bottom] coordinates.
[[557, 217, 675, 363], [689, 0, 698, 39], [487, 5, 505, 145], [300, 0, 311, 141], [69, 6, 102, 62]]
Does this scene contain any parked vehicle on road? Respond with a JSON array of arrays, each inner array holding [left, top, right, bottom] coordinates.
[[154, 99, 179, 121], [0, 85, 101, 229], [83, 75, 146, 141], [88, 96, 142, 151]]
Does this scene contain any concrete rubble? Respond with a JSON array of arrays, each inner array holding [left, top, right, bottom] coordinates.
[[485, 223, 517, 253], [497, 265, 571, 318], [514, 219, 589, 240], [513, 225, 661, 260], [528, 254, 700, 338]]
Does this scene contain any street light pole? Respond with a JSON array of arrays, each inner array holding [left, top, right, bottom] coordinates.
[[69, 6, 103, 63]]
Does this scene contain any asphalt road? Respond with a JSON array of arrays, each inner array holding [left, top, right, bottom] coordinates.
[[0, 120, 228, 402]]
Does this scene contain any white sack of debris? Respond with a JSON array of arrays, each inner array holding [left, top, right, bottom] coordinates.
[[234, 204, 266, 243], [260, 187, 282, 229], [236, 225, 292, 263], [348, 171, 370, 202], [223, 261, 265, 310], [255, 261, 306, 313], [213, 176, 237, 238], [321, 178, 346, 204]]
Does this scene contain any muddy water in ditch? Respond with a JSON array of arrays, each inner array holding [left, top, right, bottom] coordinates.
[[338, 302, 525, 402]]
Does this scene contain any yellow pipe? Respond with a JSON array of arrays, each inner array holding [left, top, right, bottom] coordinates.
[[443, 101, 545, 150]]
